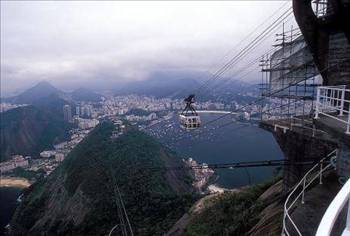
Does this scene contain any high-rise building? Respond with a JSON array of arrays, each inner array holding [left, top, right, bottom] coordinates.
[[63, 105, 72, 122], [76, 106, 80, 117], [81, 104, 92, 118]]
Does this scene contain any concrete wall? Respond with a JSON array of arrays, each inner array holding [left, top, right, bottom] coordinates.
[[260, 122, 337, 192]]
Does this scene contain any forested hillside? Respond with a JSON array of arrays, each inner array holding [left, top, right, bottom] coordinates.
[[184, 179, 283, 236], [0, 104, 72, 160], [10, 123, 196, 235]]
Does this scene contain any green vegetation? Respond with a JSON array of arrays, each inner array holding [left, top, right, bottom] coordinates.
[[9, 167, 45, 181], [186, 180, 277, 236], [0, 100, 73, 160], [11, 122, 197, 236]]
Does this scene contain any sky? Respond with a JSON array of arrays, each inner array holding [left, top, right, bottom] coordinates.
[[1, 1, 294, 96]]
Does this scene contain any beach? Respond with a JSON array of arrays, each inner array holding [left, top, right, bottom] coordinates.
[[0, 177, 31, 188]]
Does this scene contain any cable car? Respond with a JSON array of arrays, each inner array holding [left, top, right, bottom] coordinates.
[[179, 94, 201, 129]]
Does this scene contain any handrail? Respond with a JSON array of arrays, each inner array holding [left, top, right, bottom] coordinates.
[[109, 224, 120, 236], [282, 149, 337, 236], [315, 178, 350, 236], [314, 85, 350, 134], [318, 85, 347, 89]]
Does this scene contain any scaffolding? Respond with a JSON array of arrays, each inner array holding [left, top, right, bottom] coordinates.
[[259, 24, 322, 123]]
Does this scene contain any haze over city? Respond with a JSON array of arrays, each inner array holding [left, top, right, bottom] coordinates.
[[2, 1, 287, 96]]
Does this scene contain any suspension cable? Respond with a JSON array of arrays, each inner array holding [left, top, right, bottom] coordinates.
[[169, 2, 292, 99], [194, 8, 294, 98], [200, 57, 350, 128]]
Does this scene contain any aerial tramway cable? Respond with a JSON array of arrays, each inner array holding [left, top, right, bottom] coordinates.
[[207, 19, 301, 106], [140, 159, 327, 172], [73, 3, 309, 234], [194, 7, 294, 98], [199, 57, 350, 129], [210, 15, 299, 93], [83, 154, 134, 236], [169, 2, 291, 100], [174, 4, 294, 131], [168, 56, 350, 145], [195, 6, 292, 92]]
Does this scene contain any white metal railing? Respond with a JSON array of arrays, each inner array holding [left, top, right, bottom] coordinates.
[[282, 149, 338, 236], [109, 224, 120, 236], [314, 85, 350, 134], [316, 178, 350, 236]]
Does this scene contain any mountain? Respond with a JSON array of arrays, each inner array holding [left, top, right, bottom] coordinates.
[[115, 71, 202, 98], [71, 88, 102, 102], [114, 71, 258, 102], [116, 77, 200, 98], [4, 81, 63, 104], [0, 95, 73, 160], [211, 80, 260, 103], [10, 123, 196, 235]]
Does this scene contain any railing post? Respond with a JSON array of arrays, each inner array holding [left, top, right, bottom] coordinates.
[[347, 198, 350, 233], [282, 212, 286, 236], [347, 103, 350, 135], [302, 178, 306, 204], [316, 178, 350, 236], [339, 86, 345, 116], [319, 161, 323, 185], [315, 87, 321, 119]]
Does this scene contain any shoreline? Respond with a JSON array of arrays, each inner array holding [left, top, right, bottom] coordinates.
[[0, 177, 31, 188]]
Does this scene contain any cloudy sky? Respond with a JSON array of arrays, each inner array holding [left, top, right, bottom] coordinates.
[[1, 1, 293, 96]]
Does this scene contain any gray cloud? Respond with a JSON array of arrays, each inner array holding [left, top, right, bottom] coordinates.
[[1, 1, 292, 96]]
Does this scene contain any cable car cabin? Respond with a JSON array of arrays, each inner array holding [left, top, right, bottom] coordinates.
[[179, 114, 201, 129], [179, 94, 201, 129]]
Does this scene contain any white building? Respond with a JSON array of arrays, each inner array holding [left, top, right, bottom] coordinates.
[[13, 155, 29, 168], [0, 161, 16, 173], [77, 118, 99, 129], [40, 150, 56, 158], [81, 105, 93, 118], [0, 155, 29, 173], [55, 153, 65, 162], [75, 106, 80, 116], [54, 142, 68, 150], [63, 105, 72, 122]]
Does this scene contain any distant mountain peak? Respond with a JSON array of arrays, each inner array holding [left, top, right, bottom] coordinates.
[[6, 81, 63, 104], [36, 80, 55, 87], [73, 87, 90, 92], [71, 87, 102, 102], [31, 80, 60, 91]]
